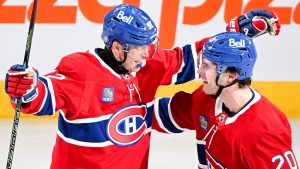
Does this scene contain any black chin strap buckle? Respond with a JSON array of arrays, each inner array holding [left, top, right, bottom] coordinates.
[[213, 75, 238, 98]]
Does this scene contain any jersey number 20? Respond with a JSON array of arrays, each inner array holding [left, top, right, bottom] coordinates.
[[272, 150, 298, 169]]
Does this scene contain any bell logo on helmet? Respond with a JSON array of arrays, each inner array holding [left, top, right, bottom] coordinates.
[[229, 38, 245, 48], [116, 11, 134, 24], [102, 4, 158, 47]]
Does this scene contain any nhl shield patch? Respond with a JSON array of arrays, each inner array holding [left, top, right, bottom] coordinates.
[[199, 115, 208, 130], [102, 87, 114, 102]]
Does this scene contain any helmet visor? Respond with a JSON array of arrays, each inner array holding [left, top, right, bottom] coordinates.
[[124, 36, 159, 59]]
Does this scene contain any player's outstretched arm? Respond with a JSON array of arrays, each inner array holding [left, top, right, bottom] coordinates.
[[226, 9, 281, 38]]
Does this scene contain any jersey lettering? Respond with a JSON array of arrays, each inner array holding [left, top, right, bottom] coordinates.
[[272, 150, 298, 169]]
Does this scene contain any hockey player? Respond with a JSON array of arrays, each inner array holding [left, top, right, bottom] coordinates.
[[5, 3, 281, 169], [155, 32, 298, 169]]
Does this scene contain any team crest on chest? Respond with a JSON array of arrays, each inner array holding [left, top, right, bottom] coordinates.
[[107, 104, 147, 146], [102, 87, 114, 102]]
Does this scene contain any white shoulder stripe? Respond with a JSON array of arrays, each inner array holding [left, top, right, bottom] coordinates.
[[44, 75, 56, 115], [32, 76, 56, 115], [171, 47, 185, 84], [59, 110, 112, 124], [191, 43, 200, 79]]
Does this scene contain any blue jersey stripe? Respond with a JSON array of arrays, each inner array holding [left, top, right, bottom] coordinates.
[[34, 76, 55, 116], [145, 104, 154, 128], [175, 45, 197, 84], [58, 113, 110, 143], [197, 142, 207, 166], [57, 103, 153, 144], [157, 98, 183, 133]]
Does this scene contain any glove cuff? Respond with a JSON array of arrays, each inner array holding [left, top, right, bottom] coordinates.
[[11, 88, 38, 103], [22, 67, 39, 103], [22, 88, 38, 103], [227, 17, 240, 32]]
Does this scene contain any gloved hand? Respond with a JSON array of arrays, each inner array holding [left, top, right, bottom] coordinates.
[[226, 9, 281, 38], [5, 64, 39, 103]]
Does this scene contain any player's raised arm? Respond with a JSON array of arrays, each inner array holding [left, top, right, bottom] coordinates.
[[226, 9, 281, 38], [148, 9, 282, 87]]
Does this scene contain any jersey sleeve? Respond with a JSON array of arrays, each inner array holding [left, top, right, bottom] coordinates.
[[151, 91, 197, 133], [244, 116, 299, 168], [149, 37, 209, 85], [18, 54, 87, 117]]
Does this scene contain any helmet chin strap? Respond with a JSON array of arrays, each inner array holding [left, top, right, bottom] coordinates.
[[105, 46, 129, 74], [212, 74, 238, 98], [121, 51, 128, 64], [119, 51, 130, 73]]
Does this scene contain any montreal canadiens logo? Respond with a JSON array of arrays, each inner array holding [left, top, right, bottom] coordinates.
[[107, 104, 147, 146]]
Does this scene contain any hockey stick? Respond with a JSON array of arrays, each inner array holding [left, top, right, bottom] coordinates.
[[6, 0, 38, 168]]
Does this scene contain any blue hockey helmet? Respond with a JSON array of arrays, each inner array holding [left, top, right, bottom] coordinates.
[[101, 4, 157, 48], [203, 32, 257, 80]]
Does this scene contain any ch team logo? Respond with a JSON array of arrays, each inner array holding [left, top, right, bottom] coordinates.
[[107, 104, 148, 146]]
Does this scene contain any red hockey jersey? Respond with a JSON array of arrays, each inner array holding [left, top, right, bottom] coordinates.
[[15, 39, 207, 169], [155, 85, 299, 169]]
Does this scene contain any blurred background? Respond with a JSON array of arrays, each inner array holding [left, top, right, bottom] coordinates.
[[1, 0, 299, 168]]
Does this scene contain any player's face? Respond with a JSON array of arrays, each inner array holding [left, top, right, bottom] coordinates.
[[122, 45, 149, 72], [122, 37, 159, 72], [198, 58, 219, 95]]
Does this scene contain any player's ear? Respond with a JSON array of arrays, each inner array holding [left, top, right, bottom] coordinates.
[[227, 71, 238, 83], [111, 41, 124, 61]]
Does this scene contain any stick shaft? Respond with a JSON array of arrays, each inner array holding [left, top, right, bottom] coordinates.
[[6, 1, 38, 168], [23, 0, 38, 68], [6, 100, 21, 169]]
